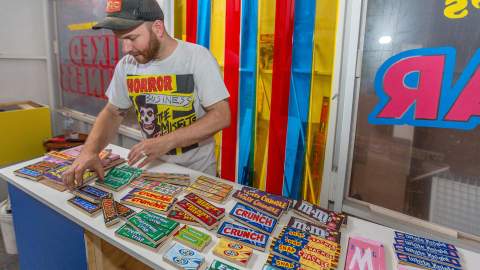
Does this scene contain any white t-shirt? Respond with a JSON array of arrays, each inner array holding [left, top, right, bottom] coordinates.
[[106, 40, 229, 175]]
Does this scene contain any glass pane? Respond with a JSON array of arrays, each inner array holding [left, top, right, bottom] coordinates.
[[351, 0, 480, 236], [56, 0, 140, 128]]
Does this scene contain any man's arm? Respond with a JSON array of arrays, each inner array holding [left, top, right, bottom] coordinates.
[[62, 103, 126, 189], [128, 99, 230, 167]]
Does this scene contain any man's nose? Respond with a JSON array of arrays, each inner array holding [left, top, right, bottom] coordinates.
[[122, 40, 132, 54]]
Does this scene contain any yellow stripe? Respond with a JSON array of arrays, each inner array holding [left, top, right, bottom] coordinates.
[[174, 0, 187, 40], [302, 0, 339, 203], [67, 22, 98, 31], [253, 0, 276, 191], [210, 0, 226, 176]]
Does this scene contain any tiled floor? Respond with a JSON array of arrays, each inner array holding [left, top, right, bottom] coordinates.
[[0, 233, 18, 270]]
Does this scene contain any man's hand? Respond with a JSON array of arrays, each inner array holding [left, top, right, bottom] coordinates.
[[62, 152, 105, 190], [128, 136, 174, 168]]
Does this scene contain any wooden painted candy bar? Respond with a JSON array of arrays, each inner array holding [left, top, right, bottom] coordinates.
[[115, 201, 136, 219], [120, 194, 172, 214], [46, 151, 75, 161], [136, 210, 179, 232], [293, 200, 346, 230], [267, 254, 309, 270], [127, 215, 168, 243], [278, 234, 340, 263], [186, 187, 226, 203], [174, 199, 218, 230], [196, 175, 233, 190], [229, 202, 277, 234], [101, 197, 119, 227], [167, 209, 199, 225], [396, 253, 461, 270], [184, 192, 225, 219], [279, 227, 340, 254], [73, 185, 112, 203], [129, 178, 158, 189], [217, 221, 269, 251], [115, 223, 161, 250], [271, 239, 337, 270], [195, 179, 233, 194], [287, 217, 340, 243], [232, 190, 283, 218], [14, 167, 43, 181], [151, 182, 184, 196], [163, 243, 205, 270], [213, 238, 253, 267], [68, 196, 101, 216], [127, 188, 176, 205], [241, 186, 291, 211], [209, 260, 240, 270], [96, 168, 133, 191], [174, 225, 211, 251], [190, 182, 230, 198]]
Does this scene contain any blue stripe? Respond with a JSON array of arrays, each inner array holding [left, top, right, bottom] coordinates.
[[197, 0, 211, 48], [283, 0, 316, 199], [238, 0, 259, 185]]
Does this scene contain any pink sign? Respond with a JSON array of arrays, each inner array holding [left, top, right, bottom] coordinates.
[[345, 236, 385, 270]]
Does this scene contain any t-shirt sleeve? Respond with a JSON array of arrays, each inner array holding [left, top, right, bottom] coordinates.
[[105, 59, 132, 109], [194, 47, 230, 108]]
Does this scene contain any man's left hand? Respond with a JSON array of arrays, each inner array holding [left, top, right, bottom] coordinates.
[[127, 136, 174, 168]]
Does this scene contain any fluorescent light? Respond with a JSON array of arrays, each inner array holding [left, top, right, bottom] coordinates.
[[379, 35, 392, 44]]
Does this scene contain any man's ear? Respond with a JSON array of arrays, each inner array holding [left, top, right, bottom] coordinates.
[[151, 20, 165, 38]]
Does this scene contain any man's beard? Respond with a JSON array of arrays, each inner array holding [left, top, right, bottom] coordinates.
[[133, 32, 160, 64]]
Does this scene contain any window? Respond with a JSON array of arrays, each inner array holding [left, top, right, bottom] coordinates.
[[349, 0, 480, 237]]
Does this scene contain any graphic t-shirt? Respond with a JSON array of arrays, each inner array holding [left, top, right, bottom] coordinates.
[[106, 40, 229, 174]]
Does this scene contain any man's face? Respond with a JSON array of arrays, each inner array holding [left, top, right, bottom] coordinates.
[[115, 23, 160, 64]]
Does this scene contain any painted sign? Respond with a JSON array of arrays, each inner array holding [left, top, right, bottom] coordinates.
[[369, 47, 480, 130]]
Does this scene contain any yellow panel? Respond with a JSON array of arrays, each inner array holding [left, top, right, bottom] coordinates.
[[174, 0, 186, 40], [253, 0, 276, 191], [210, 0, 226, 70], [0, 102, 52, 167], [302, 0, 339, 203], [209, 0, 226, 175]]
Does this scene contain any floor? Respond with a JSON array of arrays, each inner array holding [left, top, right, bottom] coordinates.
[[0, 233, 18, 270]]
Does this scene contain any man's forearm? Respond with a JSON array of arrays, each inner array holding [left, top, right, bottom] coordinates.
[[83, 104, 124, 154]]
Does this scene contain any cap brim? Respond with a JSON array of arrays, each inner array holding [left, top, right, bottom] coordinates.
[[92, 17, 143, 31]]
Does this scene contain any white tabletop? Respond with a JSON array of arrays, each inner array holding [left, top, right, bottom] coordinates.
[[1, 144, 479, 270]]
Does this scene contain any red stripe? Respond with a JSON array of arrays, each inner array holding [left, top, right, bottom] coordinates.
[[186, 0, 197, 43], [221, 0, 241, 182], [266, 0, 295, 195]]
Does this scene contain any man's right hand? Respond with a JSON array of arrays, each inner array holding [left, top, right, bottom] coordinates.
[[62, 151, 105, 190]]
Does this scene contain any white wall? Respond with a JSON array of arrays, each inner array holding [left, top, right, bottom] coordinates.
[[0, 0, 51, 106]]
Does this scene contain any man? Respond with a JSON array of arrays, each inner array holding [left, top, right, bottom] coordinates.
[[62, 0, 230, 190]]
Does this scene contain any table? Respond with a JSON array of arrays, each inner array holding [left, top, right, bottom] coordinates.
[[1, 144, 479, 270]]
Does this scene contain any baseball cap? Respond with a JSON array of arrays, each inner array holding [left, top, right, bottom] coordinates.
[[92, 0, 164, 31]]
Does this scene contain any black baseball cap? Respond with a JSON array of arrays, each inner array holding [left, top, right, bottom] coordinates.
[[92, 0, 164, 31]]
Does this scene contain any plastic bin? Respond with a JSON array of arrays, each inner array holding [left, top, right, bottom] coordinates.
[[0, 200, 17, 254]]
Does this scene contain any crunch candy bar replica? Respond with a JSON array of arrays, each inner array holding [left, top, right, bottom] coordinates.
[[229, 202, 278, 234], [213, 238, 253, 267], [163, 243, 205, 270], [217, 221, 269, 251]]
